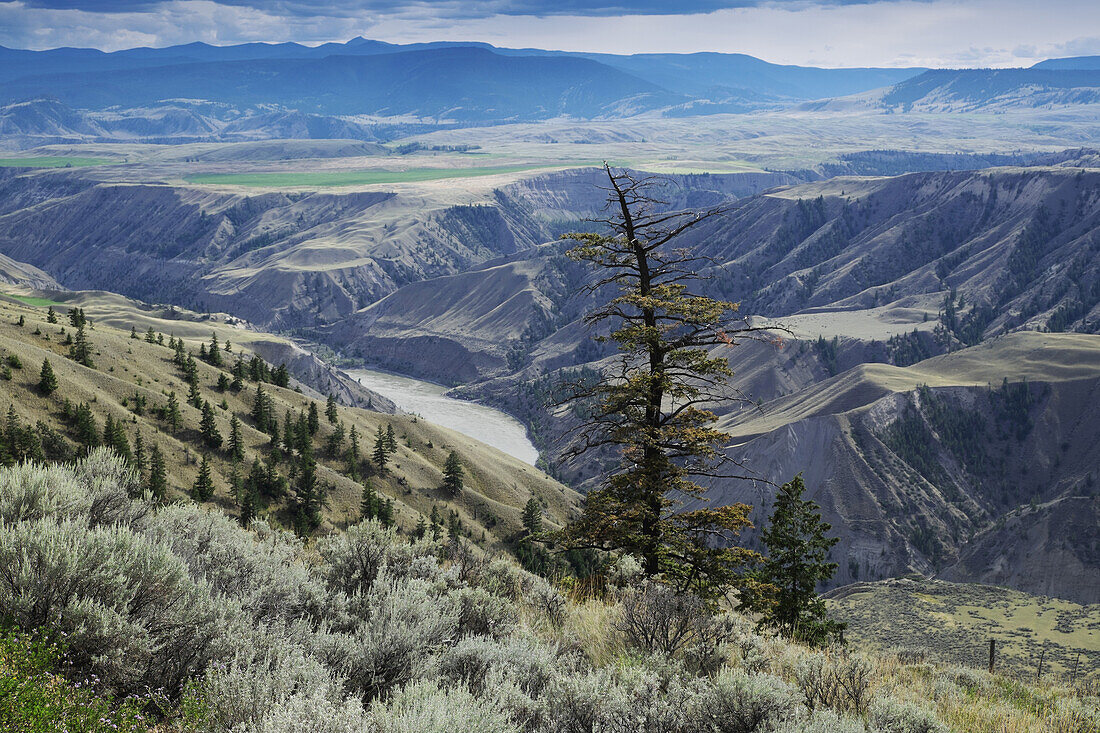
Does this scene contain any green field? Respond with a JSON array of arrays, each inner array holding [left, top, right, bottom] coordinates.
[[4, 293, 64, 307], [184, 163, 590, 187], [0, 157, 114, 168]]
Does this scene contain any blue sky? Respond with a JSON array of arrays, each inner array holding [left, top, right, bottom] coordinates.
[[1, 0, 1099, 67]]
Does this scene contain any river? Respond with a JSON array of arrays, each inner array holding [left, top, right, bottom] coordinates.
[[344, 368, 540, 466]]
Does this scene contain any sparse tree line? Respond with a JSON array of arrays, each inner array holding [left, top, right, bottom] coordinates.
[[5, 306, 479, 547]]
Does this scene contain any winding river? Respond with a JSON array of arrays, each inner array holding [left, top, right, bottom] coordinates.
[[344, 368, 540, 466]]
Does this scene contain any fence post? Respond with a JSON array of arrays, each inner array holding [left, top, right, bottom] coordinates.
[[1036, 645, 1046, 683], [988, 639, 995, 673]]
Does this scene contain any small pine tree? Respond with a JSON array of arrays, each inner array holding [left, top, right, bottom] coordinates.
[[69, 322, 94, 367], [522, 497, 543, 537], [741, 475, 844, 647], [371, 425, 389, 472], [385, 423, 398, 453], [325, 394, 338, 424], [238, 486, 256, 527], [130, 326, 138, 339], [442, 450, 463, 497], [346, 425, 361, 479], [361, 479, 378, 521], [148, 444, 167, 499], [187, 377, 202, 409], [145, 326, 157, 343], [228, 415, 244, 461], [37, 358, 58, 395], [207, 331, 222, 366], [251, 384, 268, 430], [307, 402, 320, 436], [199, 400, 223, 450], [216, 373, 230, 392], [133, 431, 146, 475], [165, 391, 182, 433], [46, 307, 57, 324], [191, 453, 215, 502], [378, 498, 395, 528], [414, 515, 427, 540], [16, 315, 24, 327]]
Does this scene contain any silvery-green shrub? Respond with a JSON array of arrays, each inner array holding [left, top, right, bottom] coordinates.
[[0, 517, 227, 696], [454, 585, 519, 638], [314, 570, 457, 701], [144, 504, 326, 624], [687, 670, 806, 733], [369, 679, 518, 733], [868, 697, 949, 733], [317, 520, 441, 599], [201, 627, 345, 730], [438, 634, 568, 696]]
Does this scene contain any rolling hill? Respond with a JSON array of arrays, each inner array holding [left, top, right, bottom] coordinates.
[[0, 288, 577, 545]]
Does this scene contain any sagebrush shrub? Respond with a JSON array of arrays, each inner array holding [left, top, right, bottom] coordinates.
[[0, 449, 146, 528], [689, 670, 806, 733], [199, 628, 344, 730], [454, 586, 519, 638], [143, 505, 327, 624], [0, 517, 228, 697], [369, 679, 518, 733], [317, 520, 441, 599], [541, 666, 695, 733], [439, 634, 568, 697], [528, 576, 567, 627], [868, 697, 948, 733], [315, 571, 457, 701]]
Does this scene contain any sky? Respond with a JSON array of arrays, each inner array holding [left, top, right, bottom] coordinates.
[[1, 0, 1099, 68]]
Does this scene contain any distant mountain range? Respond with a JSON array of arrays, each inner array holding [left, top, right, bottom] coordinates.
[[0, 38, 1098, 147]]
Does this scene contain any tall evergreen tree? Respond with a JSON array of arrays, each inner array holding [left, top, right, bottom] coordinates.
[[346, 425, 361, 479], [361, 478, 378, 521], [238, 484, 256, 527], [200, 400, 223, 450], [307, 402, 320, 436], [522, 498, 543, 537], [741, 475, 844, 646], [385, 423, 398, 453], [187, 376, 202, 409], [371, 425, 389, 472], [292, 444, 324, 535], [37, 358, 57, 395], [133, 431, 146, 475], [147, 444, 167, 499], [165, 391, 182, 433], [145, 326, 157, 343], [325, 421, 345, 458], [103, 413, 132, 462], [272, 363, 290, 388], [207, 331, 222, 366], [251, 384, 268, 430], [378, 498, 395, 528], [442, 450, 464, 497], [72, 403, 99, 449], [46, 307, 57, 324], [228, 415, 244, 461], [553, 166, 764, 599], [325, 393, 339, 424], [69, 322, 94, 367], [191, 453, 215, 502]]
